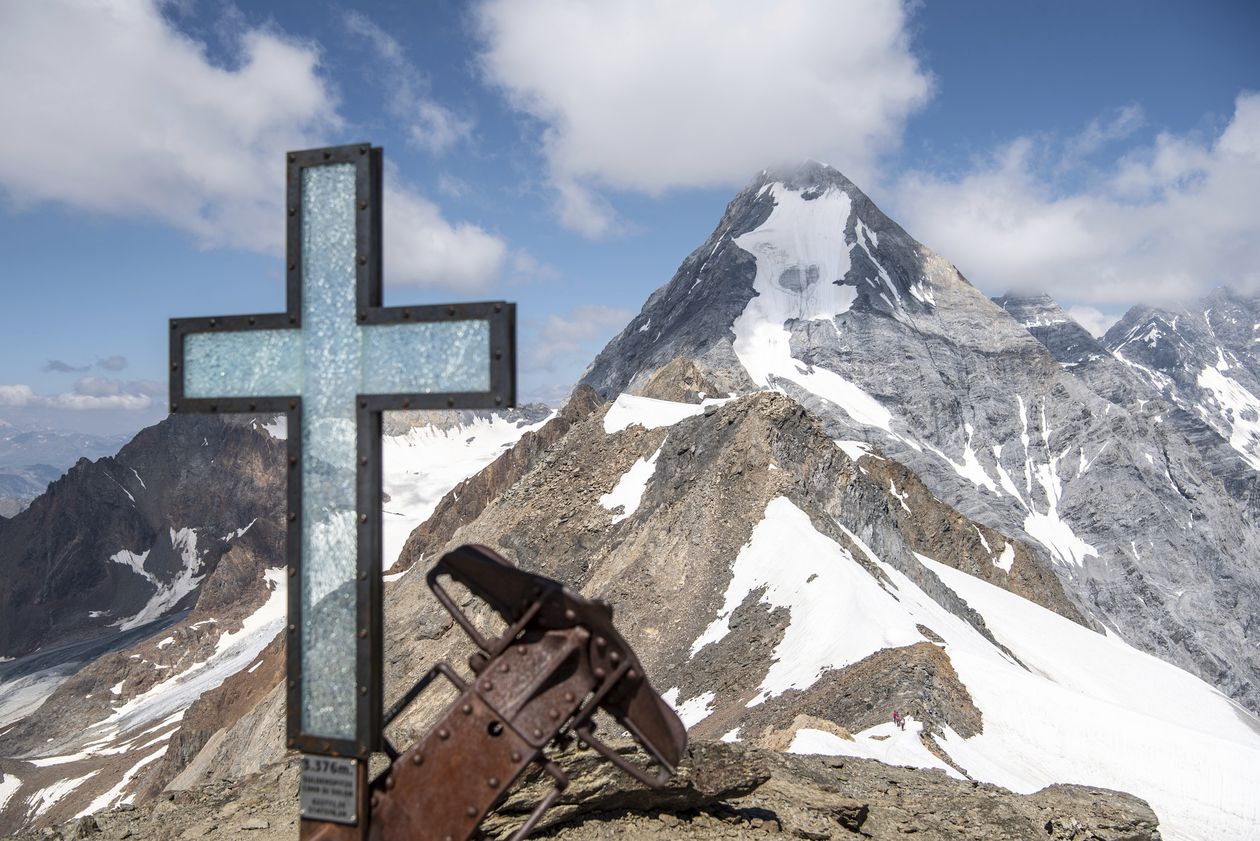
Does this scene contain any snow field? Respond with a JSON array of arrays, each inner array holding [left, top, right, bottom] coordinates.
[[0, 773, 20, 812], [688, 496, 1260, 841], [380, 413, 553, 568], [98, 568, 286, 737], [689, 498, 925, 704], [1195, 365, 1260, 470], [599, 446, 661, 524], [788, 717, 961, 779], [602, 393, 732, 434], [660, 688, 717, 730], [729, 184, 894, 436]]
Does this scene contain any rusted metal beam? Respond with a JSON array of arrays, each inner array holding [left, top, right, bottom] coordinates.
[[366, 545, 686, 841]]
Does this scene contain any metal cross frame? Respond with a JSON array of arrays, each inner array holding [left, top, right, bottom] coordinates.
[[169, 143, 516, 761]]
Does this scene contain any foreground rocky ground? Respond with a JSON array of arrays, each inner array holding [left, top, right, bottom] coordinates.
[[4, 741, 1160, 841]]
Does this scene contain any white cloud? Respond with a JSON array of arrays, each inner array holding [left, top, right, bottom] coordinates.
[[0, 380, 156, 411], [474, 0, 931, 236], [344, 12, 473, 155], [0, 1, 512, 283], [384, 182, 508, 291], [525, 305, 633, 373], [0, 385, 37, 407], [1065, 305, 1122, 339], [0, 0, 339, 253], [891, 93, 1260, 307]]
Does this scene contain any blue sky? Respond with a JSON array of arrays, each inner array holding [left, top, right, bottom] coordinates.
[[0, 0, 1256, 435]]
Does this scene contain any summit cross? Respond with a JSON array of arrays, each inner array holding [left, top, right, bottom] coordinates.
[[169, 143, 516, 769]]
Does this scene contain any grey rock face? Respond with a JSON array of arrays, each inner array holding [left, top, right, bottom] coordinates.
[[0, 415, 285, 660], [999, 292, 1260, 518], [581, 162, 1260, 715], [1102, 288, 1260, 508]]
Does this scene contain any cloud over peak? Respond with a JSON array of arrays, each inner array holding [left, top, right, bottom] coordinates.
[[891, 92, 1260, 307], [475, 0, 931, 237]]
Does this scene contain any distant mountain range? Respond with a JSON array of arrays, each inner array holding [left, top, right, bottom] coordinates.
[[0, 421, 129, 516]]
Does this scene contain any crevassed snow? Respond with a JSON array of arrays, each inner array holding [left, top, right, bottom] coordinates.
[[688, 497, 924, 705], [1194, 366, 1260, 470], [729, 184, 895, 436], [0, 666, 69, 729], [113, 528, 208, 631], [599, 447, 661, 524], [789, 717, 961, 779], [913, 556, 1260, 841], [602, 394, 733, 434], [381, 412, 553, 567], [0, 772, 21, 812], [95, 568, 286, 737], [661, 688, 716, 729]]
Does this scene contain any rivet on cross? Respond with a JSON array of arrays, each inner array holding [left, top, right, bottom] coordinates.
[[169, 144, 516, 761]]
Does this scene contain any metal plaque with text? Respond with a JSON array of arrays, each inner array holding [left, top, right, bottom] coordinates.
[[299, 754, 358, 825]]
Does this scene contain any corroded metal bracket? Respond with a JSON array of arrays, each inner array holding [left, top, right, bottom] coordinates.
[[365, 544, 686, 841]]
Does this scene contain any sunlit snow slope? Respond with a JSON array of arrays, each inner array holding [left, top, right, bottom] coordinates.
[[381, 413, 552, 571], [678, 497, 1260, 841]]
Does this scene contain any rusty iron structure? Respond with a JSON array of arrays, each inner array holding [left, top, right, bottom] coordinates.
[[305, 544, 686, 841]]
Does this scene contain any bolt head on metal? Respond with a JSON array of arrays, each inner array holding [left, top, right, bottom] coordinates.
[[438, 728, 450, 740], [412, 753, 423, 765]]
